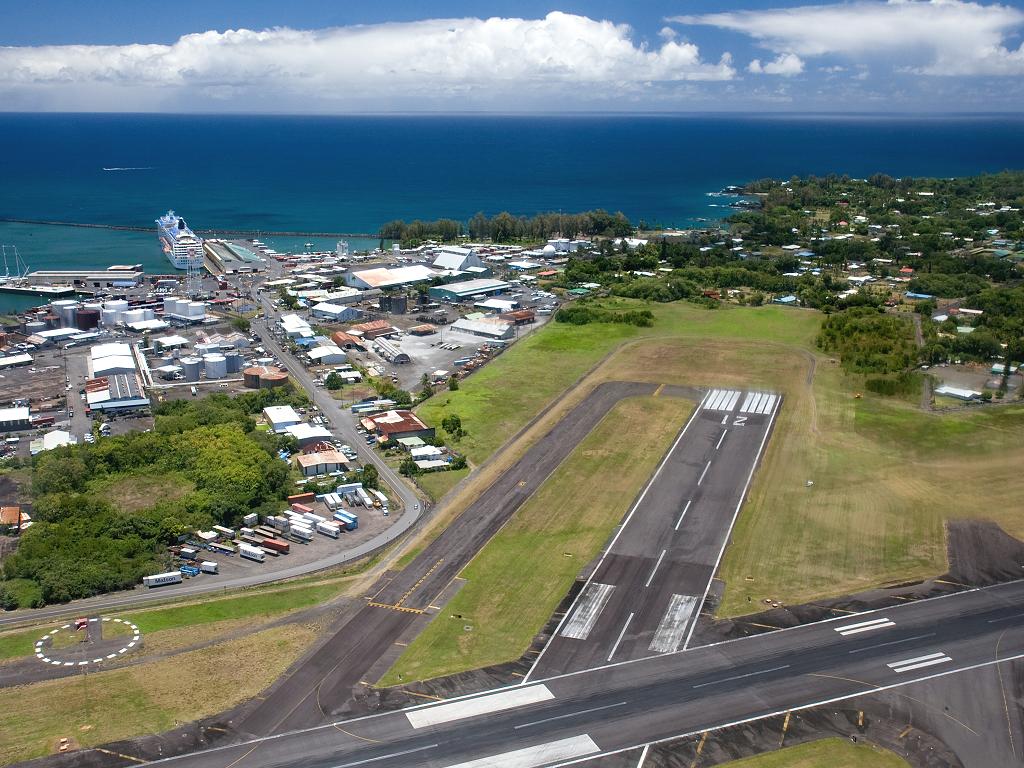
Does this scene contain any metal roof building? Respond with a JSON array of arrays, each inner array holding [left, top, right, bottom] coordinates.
[[428, 278, 511, 302]]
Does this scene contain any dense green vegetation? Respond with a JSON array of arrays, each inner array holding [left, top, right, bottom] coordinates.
[[555, 304, 654, 327], [379, 208, 632, 245], [817, 308, 916, 373], [0, 389, 307, 608]]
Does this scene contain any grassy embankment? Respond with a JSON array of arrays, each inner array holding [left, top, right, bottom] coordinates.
[[380, 395, 691, 684], [720, 738, 909, 768]]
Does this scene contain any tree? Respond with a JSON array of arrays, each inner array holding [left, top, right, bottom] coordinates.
[[447, 375, 459, 391], [441, 413, 465, 441], [230, 315, 251, 333], [450, 454, 467, 470], [361, 463, 379, 490], [325, 372, 343, 391], [400, 457, 420, 477]]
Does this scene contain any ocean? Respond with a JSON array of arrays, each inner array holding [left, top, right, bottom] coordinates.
[[1, 113, 1023, 312]]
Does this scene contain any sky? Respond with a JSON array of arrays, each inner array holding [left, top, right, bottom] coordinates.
[[1, 0, 1023, 113]]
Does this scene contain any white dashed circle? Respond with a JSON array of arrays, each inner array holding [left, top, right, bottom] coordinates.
[[35, 617, 141, 666]]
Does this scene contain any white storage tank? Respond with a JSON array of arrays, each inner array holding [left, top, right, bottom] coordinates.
[[204, 353, 227, 379], [53, 300, 79, 328], [123, 309, 148, 324], [180, 356, 203, 382], [25, 320, 47, 335], [100, 308, 119, 326], [187, 302, 206, 319]]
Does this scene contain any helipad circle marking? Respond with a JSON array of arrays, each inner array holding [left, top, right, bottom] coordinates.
[[35, 617, 142, 667]]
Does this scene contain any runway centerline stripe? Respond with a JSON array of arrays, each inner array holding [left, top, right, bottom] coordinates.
[[442, 735, 601, 768], [715, 429, 728, 450], [331, 743, 439, 767], [644, 550, 668, 589], [405, 685, 554, 729], [697, 461, 712, 486], [692, 664, 791, 689], [608, 613, 635, 662], [513, 701, 628, 730], [988, 612, 1024, 624], [848, 633, 936, 655], [674, 500, 692, 531], [561, 583, 616, 640], [650, 595, 700, 654]]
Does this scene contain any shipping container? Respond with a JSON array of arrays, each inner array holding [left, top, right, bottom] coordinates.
[[240, 527, 255, 537], [238, 543, 266, 563], [287, 492, 316, 504], [333, 511, 358, 531], [143, 571, 183, 587], [242, 512, 259, 527], [268, 516, 290, 531], [213, 525, 235, 540], [179, 547, 198, 560], [261, 538, 290, 554], [200, 561, 219, 574], [180, 564, 201, 577], [208, 541, 235, 555], [316, 520, 341, 538], [357, 488, 374, 508], [302, 512, 327, 525], [290, 525, 313, 541], [290, 502, 314, 515]]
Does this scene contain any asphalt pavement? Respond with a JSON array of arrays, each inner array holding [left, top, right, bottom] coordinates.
[[529, 388, 781, 679], [141, 580, 1024, 768]]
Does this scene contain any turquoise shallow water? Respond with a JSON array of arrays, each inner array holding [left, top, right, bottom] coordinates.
[[1, 112, 1022, 312]]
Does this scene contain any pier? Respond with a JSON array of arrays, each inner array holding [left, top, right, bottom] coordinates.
[[0, 217, 377, 240]]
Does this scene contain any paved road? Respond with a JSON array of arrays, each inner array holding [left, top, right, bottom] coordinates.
[[236, 381, 663, 736], [529, 388, 781, 679], [145, 580, 1024, 768]]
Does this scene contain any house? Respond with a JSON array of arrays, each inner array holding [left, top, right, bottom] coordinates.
[[773, 295, 799, 306], [361, 410, 435, 442], [310, 302, 363, 323], [263, 405, 302, 433], [0, 505, 25, 533]]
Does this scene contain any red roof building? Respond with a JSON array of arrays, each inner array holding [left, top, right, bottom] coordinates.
[[360, 410, 435, 442]]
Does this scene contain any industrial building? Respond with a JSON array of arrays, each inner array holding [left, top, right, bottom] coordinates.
[[295, 450, 349, 477], [30, 430, 77, 454], [0, 406, 31, 431], [285, 422, 334, 447], [361, 410, 435, 442], [89, 342, 137, 378], [344, 265, 437, 290], [348, 320, 398, 340], [280, 314, 314, 339], [263, 405, 302, 433], [374, 338, 410, 364], [307, 345, 347, 366], [450, 316, 515, 340], [25, 268, 144, 288], [431, 247, 486, 272], [310, 302, 363, 323], [84, 374, 150, 411], [331, 331, 366, 350], [428, 278, 511, 303]]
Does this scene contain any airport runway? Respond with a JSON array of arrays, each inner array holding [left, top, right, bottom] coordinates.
[[529, 388, 781, 679], [237, 381, 675, 736], [144, 580, 1024, 768]]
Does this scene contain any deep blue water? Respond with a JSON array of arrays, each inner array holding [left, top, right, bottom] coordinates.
[[1, 113, 1023, 298]]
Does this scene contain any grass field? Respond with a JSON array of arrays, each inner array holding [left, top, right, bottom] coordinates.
[[88, 471, 195, 515], [379, 394, 692, 684], [0, 575, 354, 663], [0, 623, 315, 766], [409, 298, 1024, 619], [721, 738, 909, 768], [414, 467, 470, 503]]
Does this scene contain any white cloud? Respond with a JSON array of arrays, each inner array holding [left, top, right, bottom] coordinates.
[[671, 0, 1024, 75], [748, 53, 805, 75], [0, 12, 735, 111]]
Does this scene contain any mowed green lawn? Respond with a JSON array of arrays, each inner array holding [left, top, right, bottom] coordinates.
[[379, 394, 692, 684], [721, 739, 909, 768]]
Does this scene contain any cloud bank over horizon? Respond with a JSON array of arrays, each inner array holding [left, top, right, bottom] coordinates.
[[0, 2, 1023, 112]]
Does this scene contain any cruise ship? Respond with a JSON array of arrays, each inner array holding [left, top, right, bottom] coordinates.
[[156, 210, 204, 270]]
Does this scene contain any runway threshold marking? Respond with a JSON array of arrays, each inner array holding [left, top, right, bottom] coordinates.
[[888, 652, 952, 673], [366, 602, 424, 614], [513, 700, 628, 730], [405, 684, 554, 729], [674, 500, 692, 531], [608, 612, 635, 662], [834, 617, 894, 636], [393, 557, 444, 608], [442, 735, 600, 768]]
